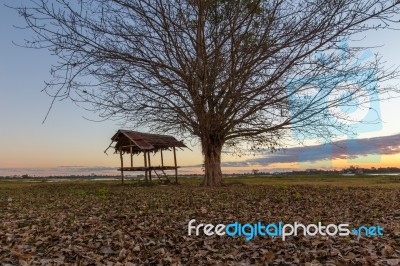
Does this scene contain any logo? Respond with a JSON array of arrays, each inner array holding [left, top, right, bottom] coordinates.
[[286, 40, 382, 166], [188, 219, 383, 241]]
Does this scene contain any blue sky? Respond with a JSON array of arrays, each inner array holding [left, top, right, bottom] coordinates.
[[0, 1, 399, 176]]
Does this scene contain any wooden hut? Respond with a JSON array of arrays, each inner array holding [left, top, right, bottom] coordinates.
[[106, 130, 187, 183]]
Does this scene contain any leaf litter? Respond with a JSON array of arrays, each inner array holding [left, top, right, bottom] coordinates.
[[0, 182, 399, 265]]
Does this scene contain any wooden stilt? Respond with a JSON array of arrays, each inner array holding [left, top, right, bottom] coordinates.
[[130, 146, 133, 167], [160, 149, 164, 167], [173, 147, 178, 183], [119, 147, 124, 184], [148, 151, 152, 181], [144, 151, 148, 182]]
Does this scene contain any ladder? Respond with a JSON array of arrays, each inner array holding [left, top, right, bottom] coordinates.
[[153, 169, 171, 184]]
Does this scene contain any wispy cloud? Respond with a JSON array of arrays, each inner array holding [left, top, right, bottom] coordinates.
[[0, 165, 202, 177], [222, 133, 400, 167], [0, 166, 118, 176]]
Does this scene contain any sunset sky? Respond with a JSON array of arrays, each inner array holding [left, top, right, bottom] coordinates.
[[0, 1, 399, 176]]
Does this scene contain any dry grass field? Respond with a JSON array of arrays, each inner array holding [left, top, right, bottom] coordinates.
[[0, 176, 399, 265]]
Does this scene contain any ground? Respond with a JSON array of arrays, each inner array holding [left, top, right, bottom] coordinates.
[[0, 175, 399, 265]]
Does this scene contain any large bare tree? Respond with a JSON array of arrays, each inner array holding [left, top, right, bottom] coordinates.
[[15, 0, 399, 186]]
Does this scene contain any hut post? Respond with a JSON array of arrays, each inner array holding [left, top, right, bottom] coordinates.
[[160, 149, 164, 168], [119, 147, 124, 184], [130, 146, 133, 167], [143, 151, 148, 182], [173, 147, 178, 183], [147, 151, 152, 181]]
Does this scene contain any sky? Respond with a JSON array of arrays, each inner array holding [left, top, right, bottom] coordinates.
[[0, 1, 399, 176]]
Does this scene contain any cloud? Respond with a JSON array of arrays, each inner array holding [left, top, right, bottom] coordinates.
[[0, 166, 118, 177], [222, 133, 400, 167], [57, 166, 117, 171], [0, 165, 202, 177]]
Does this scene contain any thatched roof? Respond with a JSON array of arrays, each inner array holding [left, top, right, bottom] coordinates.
[[109, 130, 187, 154]]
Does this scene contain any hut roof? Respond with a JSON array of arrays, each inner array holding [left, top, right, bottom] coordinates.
[[109, 130, 187, 154]]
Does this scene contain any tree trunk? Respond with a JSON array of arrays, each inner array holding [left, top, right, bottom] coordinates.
[[201, 139, 223, 187]]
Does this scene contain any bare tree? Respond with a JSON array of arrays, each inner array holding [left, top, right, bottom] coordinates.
[[14, 0, 399, 186]]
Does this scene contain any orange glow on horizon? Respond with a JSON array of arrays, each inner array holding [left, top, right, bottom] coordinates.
[[218, 153, 400, 174]]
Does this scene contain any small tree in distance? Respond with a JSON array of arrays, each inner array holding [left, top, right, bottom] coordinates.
[[14, 0, 399, 186]]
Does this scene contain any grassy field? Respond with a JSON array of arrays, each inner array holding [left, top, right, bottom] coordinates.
[[0, 175, 399, 265], [192, 174, 400, 187]]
